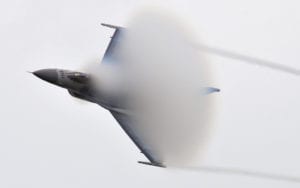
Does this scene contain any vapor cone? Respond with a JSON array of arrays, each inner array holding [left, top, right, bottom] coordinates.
[[93, 9, 216, 166]]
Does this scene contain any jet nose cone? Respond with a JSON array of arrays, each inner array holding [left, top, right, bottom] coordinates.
[[33, 69, 58, 84]]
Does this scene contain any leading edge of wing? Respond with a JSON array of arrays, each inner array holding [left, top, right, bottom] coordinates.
[[101, 23, 125, 63], [109, 110, 165, 168]]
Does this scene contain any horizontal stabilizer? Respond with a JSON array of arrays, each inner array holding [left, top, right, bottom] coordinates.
[[201, 87, 221, 95]]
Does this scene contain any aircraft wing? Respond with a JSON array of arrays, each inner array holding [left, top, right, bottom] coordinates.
[[100, 22, 217, 168], [101, 23, 125, 63], [109, 110, 166, 168]]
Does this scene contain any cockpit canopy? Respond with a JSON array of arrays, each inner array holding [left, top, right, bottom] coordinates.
[[67, 72, 89, 84]]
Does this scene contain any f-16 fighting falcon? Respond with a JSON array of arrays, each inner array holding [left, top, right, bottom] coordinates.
[[33, 21, 220, 168], [32, 11, 300, 169]]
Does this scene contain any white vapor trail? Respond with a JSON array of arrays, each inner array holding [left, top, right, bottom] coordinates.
[[197, 44, 300, 76], [174, 166, 300, 183]]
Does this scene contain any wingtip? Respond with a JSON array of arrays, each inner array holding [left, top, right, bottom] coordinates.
[[101, 23, 122, 29], [101, 23, 113, 28], [138, 161, 166, 168]]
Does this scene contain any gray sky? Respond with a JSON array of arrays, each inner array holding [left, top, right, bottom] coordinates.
[[1, 0, 300, 187]]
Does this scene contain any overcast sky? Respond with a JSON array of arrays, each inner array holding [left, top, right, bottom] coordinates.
[[1, 0, 300, 187]]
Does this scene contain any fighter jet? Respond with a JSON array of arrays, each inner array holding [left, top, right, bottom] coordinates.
[[33, 23, 220, 168]]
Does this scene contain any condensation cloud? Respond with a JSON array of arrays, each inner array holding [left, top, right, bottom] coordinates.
[[91, 9, 217, 166]]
